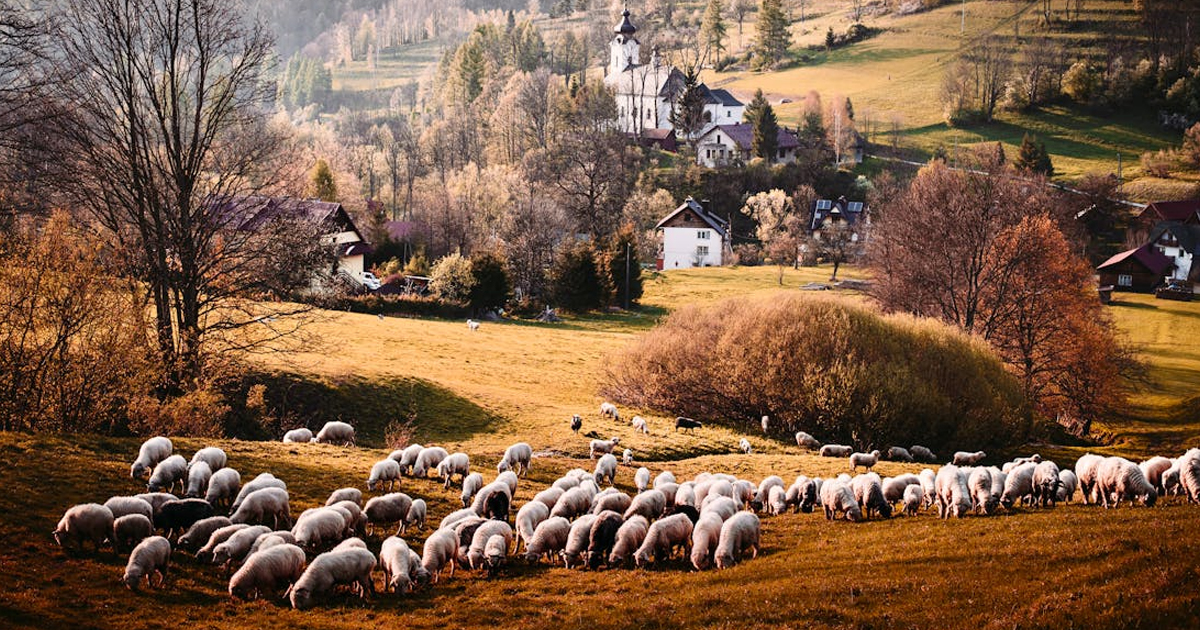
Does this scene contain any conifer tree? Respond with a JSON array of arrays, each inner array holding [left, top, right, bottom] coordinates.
[[753, 0, 792, 70], [744, 89, 779, 160]]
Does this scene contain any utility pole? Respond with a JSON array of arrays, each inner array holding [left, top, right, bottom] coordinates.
[[962, 0, 966, 35], [1117, 153, 1123, 182], [624, 242, 631, 310]]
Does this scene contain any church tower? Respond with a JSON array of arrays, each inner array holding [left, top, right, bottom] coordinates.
[[609, 5, 640, 75]]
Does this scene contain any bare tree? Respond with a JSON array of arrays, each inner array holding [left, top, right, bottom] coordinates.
[[731, 0, 755, 49], [969, 36, 1013, 122]]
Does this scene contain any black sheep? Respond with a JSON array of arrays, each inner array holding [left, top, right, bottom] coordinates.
[[484, 490, 511, 523], [156, 498, 214, 539], [570, 414, 582, 433], [586, 510, 624, 569], [675, 417, 702, 433]]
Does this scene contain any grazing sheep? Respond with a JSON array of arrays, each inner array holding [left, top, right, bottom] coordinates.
[[103, 496, 155, 522], [364, 493, 414, 536], [212, 525, 271, 573], [786, 476, 818, 514], [543, 488, 586, 521], [570, 414, 582, 433], [820, 481, 862, 522], [367, 459, 402, 493], [1096, 457, 1158, 508], [185, 461, 213, 499], [131, 436, 173, 480], [881, 474, 920, 504], [594, 453, 618, 486], [968, 467, 997, 515], [196, 524, 250, 563], [420, 528, 461, 583], [910, 445, 937, 463], [935, 465, 974, 519], [496, 470, 519, 496], [229, 543, 306, 601], [395, 444, 424, 475], [633, 513, 693, 567], [754, 476, 785, 512], [206, 468, 241, 511], [437, 453, 471, 489], [438, 508, 479, 532], [738, 438, 753, 455], [795, 431, 821, 449], [952, 451, 986, 467], [522, 516, 571, 564], [467, 319, 480, 331], [230, 488, 291, 530], [1163, 463, 1183, 497], [849, 450, 881, 472], [689, 511, 725, 570], [989, 468, 1007, 502], [654, 471, 677, 489], [498, 442, 533, 477], [326, 502, 365, 538], [1075, 453, 1104, 505], [515, 501, 550, 553], [404, 499, 426, 533], [122, 536, 171, 590], [604, 514, 648, 567], [589, 437, 620, 460], [412, 446, 449, 478], [483, 534, 508, 577], [632, 467, 651, 492], [918, 469, 937, 509], [290, 548, 376, 609], [1000, 463, 1037, 509], [470, 482, 512, 522], [229, 473, 286, 515], [902, 484, 923, 516], [714, 512, 761, 570], [1140, 457, 1172, 494], [592, 491, 633, 516], [600, 402, 620, 420], [189, 447, 227, 472], [887, 446, 915, 463], [767, 485, 788, 516], [631, 416, 648, 434], [1032, 461, 1062, 507], [700, 496, 739, 522], [282, 428, 313, 444], [177, 516, 233, 553], [378, 537, 415, 593], [156, 498, 215, 539], [325, 487, 363, 507], [560, 514, 599, 569], [313, 421, 356, 446], [249, 531, 297, 555], [1180, 455, 1200, 503], [586, 510, 625, 569], [623, 449, 634, 465], [675, 417, 702, 432], [134, 492, 179, 516], [460, 473, 484, 508], [113, 514, 154, 554], [146, 455, 188, 494], [1057, 469, 1078, 503], [467, 521, 514, 571], [293, 508, 348, 552], [852, 474, 893, 519], [820, 444, 852, 458], [624, 489, 667, 522]]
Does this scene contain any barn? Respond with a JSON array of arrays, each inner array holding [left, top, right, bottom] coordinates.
[[1096, 243, 1173, 292]]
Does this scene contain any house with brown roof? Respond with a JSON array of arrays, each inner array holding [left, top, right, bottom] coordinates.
[[655, 197, 730, 270], [694, 123, 800, 168], [1096, 242, 1174, 292]]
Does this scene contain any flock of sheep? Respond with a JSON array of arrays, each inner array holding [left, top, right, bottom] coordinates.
[[50, 407, 1200, 610]]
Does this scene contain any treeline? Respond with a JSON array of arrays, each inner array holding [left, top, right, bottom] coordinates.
[[278, 53, 332, 111]]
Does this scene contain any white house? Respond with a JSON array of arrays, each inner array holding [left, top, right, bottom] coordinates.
[[699, 85, 745, 131], [1148, 221, 1200, 282], [694, 123, 801, 168], [655, 197, 730, 270]]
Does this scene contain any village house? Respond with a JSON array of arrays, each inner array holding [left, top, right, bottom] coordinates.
[[655, 197, 730, 270], [1101, 199, 1200, 291], [1097, 243, 1175, 292], [808, 197, 868, 238], [694, 123, 801, 168]]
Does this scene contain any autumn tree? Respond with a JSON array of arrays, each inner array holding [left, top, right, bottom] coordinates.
[[307, 159, 339, 202], [743, 189, 796, 282]]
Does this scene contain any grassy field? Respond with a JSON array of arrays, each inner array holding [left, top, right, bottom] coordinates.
[[2, 266, 1199, 628]]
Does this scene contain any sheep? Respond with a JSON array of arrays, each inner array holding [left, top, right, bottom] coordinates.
[[177, 516, 232, 553], [437, 453, 471, 489], [631, 416, 648, 434], [1140, 457, 1173, 494], [1180, 452, 1200, 503], [654, 471, 677, 490], [1032, 461, 1062, 507], [452, 473, 482, 509], [760, 415, 770, 433], [482, 534, 508, 577], [468, 520, 513, 570], [851, 473, 892, 519], [1163, 463, 1183, 497], [560, 514, 599, 569], [290, 548, 376, 609], [600, 402, 620, 420], [325, 487, 363, 507], [515, 500, 550, 553], [230, 487, 290, 529], [624, 489, 667, 522], [623, 449, 634, 466], [592, 491, 633, 516], [935, 465, 973, 519], [113, 513, 154, 554], [633, 513, 693, 567], [570, 414, 582, 433], [881, 474, 921, 504], [364, 493, 414, 536], [989, 468, 1007, 502], [1075, 453, 1104, 505], [156, 498, 215, 538], [405, 499, 426, 533], [212, 525, 271, 573], [496, 470, 519, 496], [700, 496, 739, 522], [706, 479, 736, 504], [135, 492, 179, 516], [968, 467, 997, 515], [329, 501, 366, 537], [418, 527, 459, 583], [589, 437, 620, 459], [674, 416, 702, 432], [688, 511, 724, 571], [293, 508, 348, 552], [185, 461, 213, 499], [189, 447, 227, 472], [902, 484, 923, 516], [887, 446, 915, 462], [313, 421, 356, 446], [795, 431, 821, 449], [147, 454, 188, 494], [714, 512, 761, 570], [103, 496, 155, 522], [122, 536, 171, 590], [498, 442, 533, 477], [1096, 457, 1157, 508], [282, 428, 313, 443], [229, 473, 286, 515], [820, 444, 853, 458], [766, 485, 788, 516], [367, 459, 402, 493], [1000, 463, 1037, 509], [471, 482, 512, 522], [549, 486, 592, 520], [1057, 469, 1079, 503], [412, 446, 449, 478], [522, 516, 571, 564], [786, 476, 818, 514], [229, 543, 306, 601], [131, 436, 173, 480], [594, 453, 618, 486], [249, 531, 297, 555], [952, 451, 987, 466], [196, 524, 250, 562], [395, 443, 424, 475], [738, 438, 753, 455], [586, 510, 625, 569], [910, 445, 937, 463], [820, 481, 862, 522], [378, 537, 415, 593], [754, 476, 785, 512], [206, 468, 241, 511], [439, 508, 479, 531], [850, 450, 881, 472]]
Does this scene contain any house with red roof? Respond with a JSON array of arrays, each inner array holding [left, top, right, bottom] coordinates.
[[1096, 242, 1175, 292], [694, 123, 800, 168], [1112, 199, 1200, 290]]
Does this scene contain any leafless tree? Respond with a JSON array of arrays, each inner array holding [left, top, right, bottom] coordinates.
[[731, 0, 755, 48], [968, 36, 1012, 122]]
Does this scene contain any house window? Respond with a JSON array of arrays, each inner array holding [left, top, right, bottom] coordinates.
[[1118, 274, 1133, 287], [696, 245, 710, 257], [698, 230, 710, 239], [778, 149, 785, 159], [706, 149, 712, 159]]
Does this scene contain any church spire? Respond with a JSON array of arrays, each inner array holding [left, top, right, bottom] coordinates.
[[615, 3, 637, 35]]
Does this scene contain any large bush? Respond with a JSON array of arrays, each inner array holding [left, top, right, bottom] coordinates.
[[603, 295, 1030, 452], [429, 252, 475, 303], [468, 251, 511, 314], [550, 241, 606, 312]]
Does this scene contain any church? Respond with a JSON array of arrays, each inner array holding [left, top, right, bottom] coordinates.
[[603, 6, 744, 140]]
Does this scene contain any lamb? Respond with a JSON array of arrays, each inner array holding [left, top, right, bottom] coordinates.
[[700, 496, 739, 522], [624, 489, 667, 521], [471, 482, 512, 522], [293, 508, 348, 551], [852, 473, 892, 519], [1140, 457, 1173, 494], [767, 485, 788, 516], [437, 452, 471, 489], [902, 484, 923, 516], [850, 450, 881, 472], [1075, 453, 1104, 505], [196, 524, 250, 563], [634, 467, 651, 492], [405, 499, 426, 533], [586, 510, 625, 569], [282, 428, 313, 443], [592, 491, 633, 516], [689, 511, 724, 570], [550, 486, 592, 520], [935, 465, 973, 519], [820, 481, 862, 522], [190, 447, 227, 472], [952, 451, 987, 466], [103, 496, 155, 522], [968, 467, 997, 515], [325, 487, 363, 507], [623, 449, 634, 465], [522, 516, 571, 564], [1057, 469, 1079, 503], [459, 473, 484, 509], [560, 514, 599, 569], [1000, 463, 1037, 509], [887, 446, 915, 463], [820, 444, 853, 458], [714, 512, 761, 570], [156, 498, 215, 538], [570, 414, 582, 433], [395, 443, 424, 475], [1096, 457, 1158, 508], [675, 417, 702, 432], [113, 514, 154, 554], [600, 401, 620, 420], [786, 476, 818, 513], [593, 453, 618, 486], [230, 488, 290, 529], [313, 420, 356, 446], [206, 468, 241, 511], [911, 445, 937, 463], [515, 500, 550, 553], [633, 513, 693, 567], [367, 459, 402, 492], [631, 416, 648, 434], [122, 536, 171, 590], [498, 442, 533, 477], [738, 438, 753, 455], [146, 454, 188, 493], [364, 493, 414, 536], [185, 461, 213, 499], [211, 525, 271, 573], [290, 548, 376, 609], [177, 516, 232, 553], [589, 437, 620, 459], [1032, 461, 1062, 507], [468, 521, 513, 570], [412, 446, 449, 478], [229, 473, 286, 515], [228, 543, 306, 601], [378, 537, 416, 593], [131, 436, 173, 480]]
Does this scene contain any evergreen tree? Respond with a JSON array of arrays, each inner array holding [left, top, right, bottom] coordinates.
[[700, 0, 727, 63], [753, 0, 792, 70], [307, 159, 338, 202], [1014, 133, 1054, 176], [550, 241, 605, 312], [468, 251, 512, 314], [744, 89, 779, 160], [670, 65, 707, 144], [825, 26, 835, 50], [604, 225, 644, 308]]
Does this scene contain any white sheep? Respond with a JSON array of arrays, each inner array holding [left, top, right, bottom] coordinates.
[[292, 508, 347, 551], [312, 421, 356, 446], [631, 416, 648, 434], [552, 475, 580, 493], [113, 513, 154, 554], [467, 318, 480, 331], [438, 508, 479, 531], [623, 449, 634, 465], [887, 446, 914, 462], [103, 496, 155, 522], [420, 528, 459, 582], [549, 486, 592, 520], [633, 513, 693, 567], [1057, 469, 1079, 503], [560, 514, 599, 569], [603, 514, 647, 567], [675, 483, 697, 509], [820, 481, 862, 522], [327, 502, 365, 538], [378, 536, 415, 593], [229, 473, 286, 515], [282, 428, 313, 443], [468, 520, 513, 570], [1075, 453, 1104, 505], [367, 459, 402, 492], [592, 491, 633, 516], [405, 499, 426, 533], [1140, 457, 1172, 494], [230, 487, 291, 530], [185, 461, 213, 499], [515, 500, 550, 553], [754, 476, 785, 511], [54, 503, 114, 553], [325, 487, 363, 507], [483, 534, 508, 575], [851, 473, 892, 519], [952, 451, 986, 466], [228, 542, 306, 601], [714, 511, 760, 569], [177, 516, 232, 553], [935, 465, 973, 518], [249, 531, 297, 555], [290, 548, 376, 609], [364, 493, 414, 536], [902, 484, 923, 516], [522, 516, 571, 564], [968, 467, 996, 514], [911, 445, 936, 463], [700, 495, 739, 522], [1032, 461, 1061, 507], [634, 467, 651, 492], [131, 436, 173, 480], [589, 437, 620, 459], [394, 443, 424, 475], [498, 442, 533, 477], [134, 492, 179, 515], [738, 438, 753, 455], [1000, 463, 1037, 509], [1096, 457, 1158, 508], [820, 444, 853, 458], [1180, 451, 1200, 503], [195, 524, 250, 562], [146, 455, 188, 494], [212, 525, 271, 572], [849, 450, 881, 472], [122, 536, 171, 590], [786, 476, 818, 513], [654, 471, 677, 489], [881, 474, 920, 504], [497, 470, 519, 496], [766, 485, 788, 516], [593, 453, 618, 486], [190, 447, 227, 472], [624, 489, 667, 521], [689, 511, 725, 570], [332, 537, 368, 552], [459, 472, 484, 508], [206, 468, 241, 511], [412, 446, 449, 478], [599, 402, 620, 420], [437, 453, 471, 489], [795, 431, 821, 449]]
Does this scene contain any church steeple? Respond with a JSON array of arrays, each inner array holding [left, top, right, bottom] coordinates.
[[609, 4, 641, 75], [614, 4, 637, 35]]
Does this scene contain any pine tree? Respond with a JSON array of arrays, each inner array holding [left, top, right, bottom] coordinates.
[[700, 0, 727, 63], [1015, 133, 1054, 176], [468, 251, 512, 314], [744, 89, 779, 160], [753, 0, 792, 70], [307, 159, 338, 202], [670, 65, 707, 144], [604, 225, 644, 308], [550, 241, 605, 313]]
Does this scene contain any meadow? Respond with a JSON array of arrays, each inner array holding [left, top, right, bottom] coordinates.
[[1, 265, 1199, 629]]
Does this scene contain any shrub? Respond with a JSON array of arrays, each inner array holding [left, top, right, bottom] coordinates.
[[603, 295, 1030, 452], [1141, 149, 1179, 178], [127, 386, 230, 438], [732, 243, 764, 266], [429, 252, 475, 303], [550, 240, 606, 313], [468, 250, 511, 313]]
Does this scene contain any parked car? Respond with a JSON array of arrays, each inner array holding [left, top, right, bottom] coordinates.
[[1155, 280, 1193, 302], [360, 271, 382, 291]]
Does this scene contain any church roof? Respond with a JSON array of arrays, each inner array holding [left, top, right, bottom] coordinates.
[[700, 86, 743, 107], [615, 8, 637, 35]]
